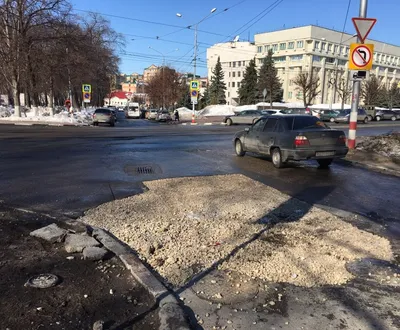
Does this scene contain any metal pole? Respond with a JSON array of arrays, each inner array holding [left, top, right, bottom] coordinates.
[[348, 0, 367, 149], [162, 56, 165, 110], [192, 24, 197, 123]]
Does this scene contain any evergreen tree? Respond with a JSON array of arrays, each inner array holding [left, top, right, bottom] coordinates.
[[209, 57, 227, 104], [199, 83, 210, 109], [237, 58, 258, 105], [258, 50, 283, 107]]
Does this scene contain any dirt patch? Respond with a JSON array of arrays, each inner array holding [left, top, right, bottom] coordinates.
[[81, 174, 393, 288], [356, 132, 400, 163], [0, 206, 158, 330]]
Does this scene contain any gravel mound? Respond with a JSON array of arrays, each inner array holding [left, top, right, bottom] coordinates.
[[357, 133, 400, 161], [81, 175, 392, 287]]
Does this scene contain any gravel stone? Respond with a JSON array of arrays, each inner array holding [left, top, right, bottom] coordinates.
[[65, 234, 100, 253], [82, 247, 108, 261], [30, 223, 67, 243], [81, 174, 393, 287]]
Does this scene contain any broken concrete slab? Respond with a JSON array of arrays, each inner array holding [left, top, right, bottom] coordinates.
[[65, 233, 100, 253], [83, 246, 109, 261], [30, 223, 67, 243]]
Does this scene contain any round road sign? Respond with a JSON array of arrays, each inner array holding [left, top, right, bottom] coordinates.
[[191, 90, 198, 97], [351, 45, 372, 68]]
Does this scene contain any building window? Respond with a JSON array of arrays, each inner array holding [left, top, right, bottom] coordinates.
[[229, 62, 231, 67], [313, 55, 321, 62], [237, 82, 241, 87], [289, 79, 293, 86], [228, 92, 230, 97], [257, 46, 262, 53], [279, 43, 286, 50], [297, 40, 304, 48], [272, 44, 278, 52], [340, 46, 344, 54], [327, 44, 332, 52], [377, 54, 381, 61], [238, 71, 241, 77], [314, 41, 320, 50], [243, 61, 245, 66], [258, 58, 263, 64], [288, 42, 294, 49], [229, 72, 231, 77], [321, 42, 326, 50], [238, 61, 241, 67], [233, 61, 236, 67], [338, 59, 347, 65], [345, 47, 349, 55], [325, 57, 335, 64], [290, 55, 303, 61], [288, 92, 293, 98], [273, 56, 286, 62], [232, 82, 235, 87], [232, 72, 235, 77], [228, 82, 230, 87]]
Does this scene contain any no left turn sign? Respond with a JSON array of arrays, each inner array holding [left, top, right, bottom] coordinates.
[[349, 43, 374, 70]]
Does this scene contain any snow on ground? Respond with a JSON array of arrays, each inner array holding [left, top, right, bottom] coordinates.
[[198, 105, 236, 117], [0, 106, 93, 125], [175, 107, 195, 120], [357, 132, 400, 160], [81, 174, 392, 288], [308, 103, 351, 109]]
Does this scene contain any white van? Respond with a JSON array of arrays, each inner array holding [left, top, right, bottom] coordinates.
[[126, 102, 140, 119]]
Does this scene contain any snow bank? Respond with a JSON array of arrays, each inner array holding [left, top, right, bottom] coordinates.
[[199, 105, 236, 117], [0, 106, 12, 117], [309, 103, 351, 110], [357, 133, 400, 160], [175, 107, 195, 120]]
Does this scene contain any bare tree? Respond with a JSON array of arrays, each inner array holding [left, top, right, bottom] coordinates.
[[293, 71, 320, 107], [334, 74, 352, 110], [146, 66, 184, 109]]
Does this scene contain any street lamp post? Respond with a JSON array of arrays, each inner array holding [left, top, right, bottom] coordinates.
[[148, 47, 179, 110], [177, 8, 217, 122]]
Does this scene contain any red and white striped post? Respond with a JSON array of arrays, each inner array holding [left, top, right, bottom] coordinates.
[[348, 0, 368, 149]]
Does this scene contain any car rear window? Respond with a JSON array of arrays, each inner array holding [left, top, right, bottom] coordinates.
[[292, 116, 327, 130], [95, 109, 111, 114]]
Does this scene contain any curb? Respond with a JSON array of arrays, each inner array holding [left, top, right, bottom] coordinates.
[[0, 121, 87, 127], [92, 227, 191, 330], [181, 122, 225, 126], [337, 158, 400, 177]]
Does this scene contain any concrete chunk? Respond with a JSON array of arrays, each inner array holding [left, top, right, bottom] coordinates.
[[83, 246, 108, 261], [30, 223, 67, 243], [65, 234, 100, 253]]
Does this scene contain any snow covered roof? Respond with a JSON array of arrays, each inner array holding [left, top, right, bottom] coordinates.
[[109, 91, 132, 99]]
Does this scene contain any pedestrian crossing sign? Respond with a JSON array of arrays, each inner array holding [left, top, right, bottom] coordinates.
[[82, 84, 91, 93], [190, 80, 199, 91]]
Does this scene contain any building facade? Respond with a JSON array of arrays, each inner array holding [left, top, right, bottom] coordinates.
[[143, 64, 160, 83], [207, 26, 400, 105]]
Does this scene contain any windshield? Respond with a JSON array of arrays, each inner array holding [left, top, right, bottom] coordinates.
[[292, 116, 328, 130]]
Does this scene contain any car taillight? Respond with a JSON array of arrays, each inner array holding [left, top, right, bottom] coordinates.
[[305, 107, 311, 114], [338, 135, 346, 145], [295, 135, 309, 147]]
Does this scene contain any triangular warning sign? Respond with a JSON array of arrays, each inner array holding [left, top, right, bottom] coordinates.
[[352, 18, 376, 43]]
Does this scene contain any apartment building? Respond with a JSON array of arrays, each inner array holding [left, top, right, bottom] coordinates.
[[207, 26, 400, 105]]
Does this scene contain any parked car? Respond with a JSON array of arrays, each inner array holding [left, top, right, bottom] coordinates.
[[374, 110, 399, 121], [147, 109, 159, 120], [319, 110, 339, 122], [281, 108, 311, 115], [156, 110, 172, 122], [224, 110, 264, 126], [261, 109, 286, 115], [107, 106, 118, 122], [92, 108, 115, 127], [125, 102, 140, 118], [334, 109, 369, 124], [233, 115, 348, 168]]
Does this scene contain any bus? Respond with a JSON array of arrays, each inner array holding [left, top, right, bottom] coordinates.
[[125, 102, 140, 119]]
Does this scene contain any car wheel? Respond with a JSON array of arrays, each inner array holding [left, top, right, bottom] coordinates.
[[375, 116, 381, 121], [317, 158, 333, 168], [226, 118, 233, 126], [271, 148, 284, 168], [363, 117, 369, 124], [330, 117, 335, 123], [367, 115, 373, 121], [391, 116, 397, 121], [235, 139, 245, 157]]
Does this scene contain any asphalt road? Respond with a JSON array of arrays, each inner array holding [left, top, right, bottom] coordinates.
[[0, 114, 399, 225]]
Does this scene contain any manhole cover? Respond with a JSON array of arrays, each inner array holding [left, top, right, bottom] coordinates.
[[124, 164, 162, 176], [25, 273, 60, 288], [346, 258, 400, 287]]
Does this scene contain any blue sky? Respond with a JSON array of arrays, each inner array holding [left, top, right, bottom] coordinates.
[[70, 0, 400, 77]]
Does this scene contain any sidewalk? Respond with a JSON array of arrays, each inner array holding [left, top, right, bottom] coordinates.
[[0, 204, 158, 330]]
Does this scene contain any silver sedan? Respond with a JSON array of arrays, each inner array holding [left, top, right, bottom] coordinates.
[[224, 110, 264, 126]]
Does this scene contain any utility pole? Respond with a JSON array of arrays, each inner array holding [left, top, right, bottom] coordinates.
[[348, 0, 368, 149], [192, 24, 198, 121]]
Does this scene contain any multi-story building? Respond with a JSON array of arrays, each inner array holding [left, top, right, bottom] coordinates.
[[143, 64, 160, 83], [207, 25, 400, 105]]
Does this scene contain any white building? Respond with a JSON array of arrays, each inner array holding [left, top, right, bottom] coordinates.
[[207, 25, 400, 105]]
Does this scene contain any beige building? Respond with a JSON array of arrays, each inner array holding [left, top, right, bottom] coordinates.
[[207, 26, 400, 105], [143, 64, 160, 82]]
